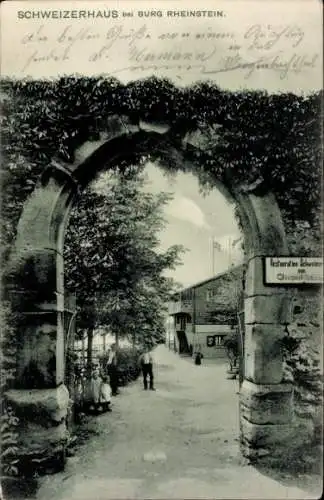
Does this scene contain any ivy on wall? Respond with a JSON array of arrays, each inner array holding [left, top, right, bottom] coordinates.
[[0, 76, 322, 259], [0, 303, 20, 477]]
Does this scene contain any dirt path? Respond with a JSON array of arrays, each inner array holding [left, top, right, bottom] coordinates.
[[37, 346, 318, 499]]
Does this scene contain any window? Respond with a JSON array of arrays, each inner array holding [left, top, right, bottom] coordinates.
[[215, 335, 224, 346], [183, 289, 193, 301], [206, 335, 225, 347], [206, 289, 217, 302]]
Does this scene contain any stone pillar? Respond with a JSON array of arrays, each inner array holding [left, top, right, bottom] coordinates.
[[3, 165, 78, 476], [236, 190, 294, 463]]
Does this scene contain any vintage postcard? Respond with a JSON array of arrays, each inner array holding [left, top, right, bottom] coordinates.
[[0, 1, 323, 499]]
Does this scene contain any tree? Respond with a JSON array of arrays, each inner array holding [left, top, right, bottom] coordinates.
[[223, 331, 239, 372], [64, 168, 184, 361]]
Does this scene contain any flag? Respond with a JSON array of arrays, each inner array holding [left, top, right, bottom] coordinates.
[[213, 240, 222, 251], [232, 236, 242, 248]]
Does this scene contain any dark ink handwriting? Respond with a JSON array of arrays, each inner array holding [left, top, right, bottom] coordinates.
[[22, 48, 70, 72], [21, 25, 48, 44], [128, 45, 217, 64], [200, 52, 319, 79], [89, 24, 148, 61], [108, 51, 319, 81], [19, 21, 315, 82], [244, 24, 304, 50]]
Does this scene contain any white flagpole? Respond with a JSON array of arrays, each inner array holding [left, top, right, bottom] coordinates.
[[228, 237, 231, 267], [212, 238, 215, 275], [209, 237, 212, 275]]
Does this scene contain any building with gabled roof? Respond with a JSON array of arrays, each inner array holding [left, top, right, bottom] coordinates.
[[167, 265, 244, 358]]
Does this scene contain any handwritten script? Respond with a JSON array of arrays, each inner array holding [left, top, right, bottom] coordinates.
[[19, 21, 319, 81]]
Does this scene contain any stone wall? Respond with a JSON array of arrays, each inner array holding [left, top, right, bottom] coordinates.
[[282, 286, 323, 472], [5, 386, 69, 475], [281, 220, 323, 473], [185, 327, 232, 359]]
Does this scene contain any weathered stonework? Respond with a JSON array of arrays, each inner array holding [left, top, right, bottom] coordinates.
[[5, 117, 293, 472], [241, 417, 293, 448], [245, 257, 287, 296], [240, 380, 293, 425], [244, 324, 285, 384], [6, 385, 69, 424], [284, 287, 323, 471], [236, 190, 294, 463], [5, 386, 70, 475], [244, 295, 292, 325]]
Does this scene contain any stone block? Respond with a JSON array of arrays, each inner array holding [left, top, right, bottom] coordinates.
[[4, 387, 69, 477], [245, 257, 288, 296], [73, 117, 141, 168], [15, 320, 58, 389], [5, 385, 69, 425], [244, 324, 285, 383], [245, 294, 292, 324], [240, 380, 293, 424], [246, 192, 288, 255], [240, 417, 293, 448], [5, 249, 58, 302], [17, 425, 68, 477]]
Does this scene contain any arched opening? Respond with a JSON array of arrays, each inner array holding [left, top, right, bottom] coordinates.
[[4, 118, 292, 473]]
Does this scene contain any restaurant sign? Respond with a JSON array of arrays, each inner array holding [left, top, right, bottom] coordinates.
[[264, 257, 323, 285]]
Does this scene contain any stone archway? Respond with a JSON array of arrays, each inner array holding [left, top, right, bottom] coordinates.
[[4, 115, 293, 472]]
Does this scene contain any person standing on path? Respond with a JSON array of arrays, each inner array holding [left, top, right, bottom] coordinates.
[[106, 344, 119, 396], [194, 345, 204, 366], [139, 347, 155, 391], [99, 376, 112, 412]]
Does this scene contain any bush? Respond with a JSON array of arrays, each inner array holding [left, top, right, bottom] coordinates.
[[99, 346, 143, 386], [117, 347, 143, 386], [223, 331, 239, 369], [281, 334, 323, 473], [0, 303, 20, 478]]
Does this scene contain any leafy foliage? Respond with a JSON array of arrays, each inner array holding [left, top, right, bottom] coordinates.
[[64, 169, 184, 348], [0, 76, 322, 479], [205, 266, 243, 323], [0, 303, 20, 477], [0, 407, 20, 477], [285, 218, 323, 256], [1, 77, 322, 263], [282, 334, 323, 412], [223, 331, 240, 369], [281, 332, 323, 472], [99, 346, 143, 387]]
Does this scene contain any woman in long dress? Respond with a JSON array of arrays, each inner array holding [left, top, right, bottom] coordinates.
[[99, 376, 112, 412], [89, 369, 102, 412]]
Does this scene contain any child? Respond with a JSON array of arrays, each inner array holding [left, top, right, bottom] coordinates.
[[99, 376, 112, 412], [89, 369, 102, 413]]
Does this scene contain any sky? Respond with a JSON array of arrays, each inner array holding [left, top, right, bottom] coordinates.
[[142, 163, 243, 288]]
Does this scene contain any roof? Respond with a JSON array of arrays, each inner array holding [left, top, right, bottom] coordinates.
[[171, 264, 243, 298]]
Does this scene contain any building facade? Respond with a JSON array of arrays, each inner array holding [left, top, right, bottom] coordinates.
[[168, 265, 244, 359]]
